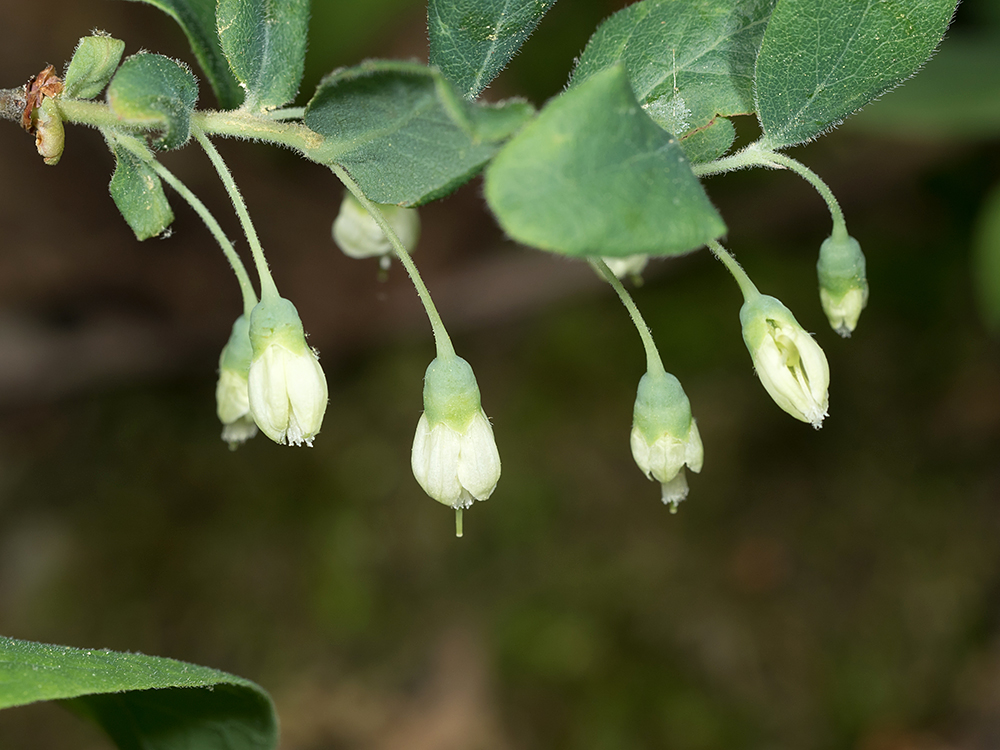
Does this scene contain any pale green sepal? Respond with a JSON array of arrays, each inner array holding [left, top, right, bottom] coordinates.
[[632, 370, 693, 445], [248, 296, 307, 356], [817, 234, 869, 336], [63, 34, 126, 100], [422, 355, 482, 431]]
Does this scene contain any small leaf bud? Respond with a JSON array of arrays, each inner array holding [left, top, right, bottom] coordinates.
[[216, 314, 258, 449], [247, 296, 328, 447], [35, 98, 64, 166], [817, 233, 868, 337], [63, 33, 126, 100], [630, 370, 703, 511], [740, 295, 830, 428], [411, 356, 501, 511], [332, 193, 420, 263]]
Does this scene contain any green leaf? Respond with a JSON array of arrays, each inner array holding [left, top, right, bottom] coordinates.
[[973, 181, 1000, 335], [484, 65, 726, 258], [0, 636, 278, 750], [428, 0, 557, 100], [123, 0, 243, 110], [217, 0, 310, 112], [305, 60, 535, 206], [108, 142, 175, 240], [63, 34, 126, 100], [570, 0, 776, 162], [755, 0, 959, 148], [107, 53, 199, 150]]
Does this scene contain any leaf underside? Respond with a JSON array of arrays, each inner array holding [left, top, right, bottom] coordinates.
[[485, 65, 726, 258], [0, 636, 278, 750]]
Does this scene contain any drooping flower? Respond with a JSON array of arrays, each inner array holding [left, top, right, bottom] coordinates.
[[817, 233, 869, 337], [332, 192, 420, 266], [247, 295, 328, 446], [602, 254, 649, 280], [630, 369, 703, 510], [216, 314, 258, 449], [411, 355, 500, 510], [740, 294, 830, 428]]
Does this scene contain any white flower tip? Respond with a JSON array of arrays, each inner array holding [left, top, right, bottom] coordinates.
[[660, 471, 689, 513]]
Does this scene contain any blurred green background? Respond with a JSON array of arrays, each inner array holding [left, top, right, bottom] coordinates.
[[1, 1, 999, 749]]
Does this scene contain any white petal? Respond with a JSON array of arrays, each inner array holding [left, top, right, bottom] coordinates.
[[457, 411, 501, 501]]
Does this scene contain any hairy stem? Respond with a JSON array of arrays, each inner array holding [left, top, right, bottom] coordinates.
[[108, 132, 258, 316], [706, 241, 760, 302], [588, 259, 665, 376], [192, 125, 280, 303], [330, 163, 456, 359]]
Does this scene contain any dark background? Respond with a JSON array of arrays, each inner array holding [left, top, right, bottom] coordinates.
[[1, 1, 999, 748]]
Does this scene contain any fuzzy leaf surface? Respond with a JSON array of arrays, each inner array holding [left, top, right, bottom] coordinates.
[[485, 65, 725, 257], [305, 60, 534, 206], [217, 0, 310, 111], [109, 143, 175, 240], [63, 35, 126, 100], [429, 0, 557, 99], [107, 53, 199, 149], [756, 0, 959, 148], [123, 0, 243, 109], [0, 636, 278, 750], [571, 0, 775, 162]]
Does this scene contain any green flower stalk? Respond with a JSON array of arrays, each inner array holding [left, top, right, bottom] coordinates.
[[817, 233, 869, 336], [247, 296, 328, 447]]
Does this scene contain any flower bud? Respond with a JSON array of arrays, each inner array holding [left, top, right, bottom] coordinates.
[[35, 98, 64, 166], [817, 233, 868, 337], [630, 370, 703, 511], [411, 356, 501, 510], [741, 295, 830, 428], [247, 296, 328, 446], [216, 314, 258, 449], [332, 193, 420, 264], [602, 254, 649, 280]]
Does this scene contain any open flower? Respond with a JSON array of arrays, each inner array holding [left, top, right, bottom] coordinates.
[[247, 296, 328, 446], [216, 314, 258, 449], [630, 370, 703, 510], [817, 233, 869, 337], [740, 294, 830, 428], [411, 355, 500, 510]]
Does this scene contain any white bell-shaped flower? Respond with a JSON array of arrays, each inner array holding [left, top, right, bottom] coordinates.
[[411, 355, 501, 511], [247, 296, 328, 446], [741, 294, 830, 428], [602, 254, 649, 280], [630, 370, 704, 510], [216, 314, 258, 449]]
